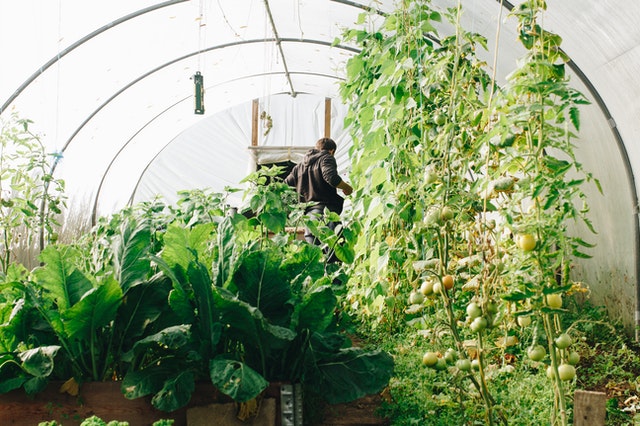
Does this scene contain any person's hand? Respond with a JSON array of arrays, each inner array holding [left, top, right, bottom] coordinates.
[[337, 180, 353, 196]]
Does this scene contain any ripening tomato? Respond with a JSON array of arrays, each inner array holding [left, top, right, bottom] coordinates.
[[442, 275, 454, 290], [517, 234, 536, 251]]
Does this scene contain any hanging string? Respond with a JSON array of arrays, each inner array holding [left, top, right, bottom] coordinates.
[[55, 0, 63, 152], [197, 0, 205, 71], [296, 0, 304, 39], [486, 0, 504, 115], [262, 2, 273, 132]]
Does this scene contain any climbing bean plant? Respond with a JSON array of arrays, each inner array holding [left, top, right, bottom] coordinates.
[[340, 1, 598, 425]]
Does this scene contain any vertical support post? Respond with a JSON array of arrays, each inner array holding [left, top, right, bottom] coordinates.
[[324, 97, 332, 138], [573, 390, 606, 426], [251, 99, 259, 147], [280, 383, 303, 426]]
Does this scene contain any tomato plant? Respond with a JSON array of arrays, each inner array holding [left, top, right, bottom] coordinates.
[[339, 1, 598, 425], [0, 114, 66, 273]]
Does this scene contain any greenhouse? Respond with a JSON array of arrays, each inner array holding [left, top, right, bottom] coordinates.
[[1, 0, 640, 425]]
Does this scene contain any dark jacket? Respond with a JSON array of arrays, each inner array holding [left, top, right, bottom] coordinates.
[[284, 149, 344, 213]]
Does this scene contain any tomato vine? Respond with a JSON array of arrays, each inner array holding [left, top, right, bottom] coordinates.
[[339, 1, 598, 425]]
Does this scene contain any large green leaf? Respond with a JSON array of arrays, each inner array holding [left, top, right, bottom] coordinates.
[[122, 324, 191, 363], [228, 248, 292, 324], [212, 287, 295, 352], [18, 345, 60, 377], [23, 376, 48, 396], [214, 216, 239, 288], [112, 218, 152, 293], [123, 365, 196, 412], [186, 261, 220, 353], [32, 245, 93, 310], [62, 276, 122, 341], [150, 370, 196, 412], [0, 375, 27, 394], [209, 357, 268, 403], [113, 273, 173, 349], [307, 347, 394, 404], [291, 285, 336, 333], [152, 255, 195, 324], [161, 223, 214, 270]]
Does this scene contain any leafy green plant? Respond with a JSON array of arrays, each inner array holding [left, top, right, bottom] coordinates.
[[38, 416, 174, 426], [0, 114, 66, 273], [1, 173, 391, 414]]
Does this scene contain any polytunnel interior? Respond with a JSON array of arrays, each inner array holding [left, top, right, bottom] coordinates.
[[0, 0, 638, 334]]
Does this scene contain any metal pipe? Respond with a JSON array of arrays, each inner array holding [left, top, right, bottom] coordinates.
[[263, 0, 296, 97]]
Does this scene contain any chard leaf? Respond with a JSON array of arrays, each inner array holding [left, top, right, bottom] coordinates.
[[150, 370, 195, 412], [212, 287, 295, 351], [23, 376, 48, 395], [209, 357, 268, 402], [114, 273, 173, 347], [228, 248, 292, 325], [113, 218, 151, 293], [33, 245, 93, 310], [291, 285, 336, 333], [186, 261, 220, 352], [152, 255, 195, 323], [161, 223, 215, 270], [215, 216, 241, 288], [122, 324, 191, 363], [123, 366, 196, 412], [18, 345, 60, 377], [0, 376, 27, 393], [308, 348, 394, 404], [62, 276, 122, 341]]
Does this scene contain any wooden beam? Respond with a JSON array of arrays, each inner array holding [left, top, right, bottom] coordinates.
[[324, 97, 331, 138], [251, 99, 259, 146], [573, 390, 606, 426]]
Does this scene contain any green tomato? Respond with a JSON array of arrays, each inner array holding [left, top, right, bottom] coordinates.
[[527, 345, 546, 362], [440, 206, 454, 221], [546, 293, 563, 309], [470, 316, 488, 333], [420, 280, 434, 296], [517, 315, 532, 327], [456, 359, 472, 372], [567, 351, 580, 366], [434, 358, 448, 371], [422, 351, 439, 367], [546, 365, 555, 379], [557, 363, 576, 381], [424, 171, 438, 185], [485, 301, 499, 314], [554, 333, 572, 350], [444, 348, 458, 364], [466, 302, 482, 319], [409, 291, 424, 305]]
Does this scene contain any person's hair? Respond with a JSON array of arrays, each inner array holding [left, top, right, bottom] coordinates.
[[316, 137, 337, 152]]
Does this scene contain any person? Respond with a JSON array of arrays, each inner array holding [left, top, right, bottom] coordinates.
[[284, 138, 353, 259]]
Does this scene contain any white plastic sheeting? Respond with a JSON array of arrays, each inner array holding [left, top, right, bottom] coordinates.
[[1, 0, 639, 331]]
